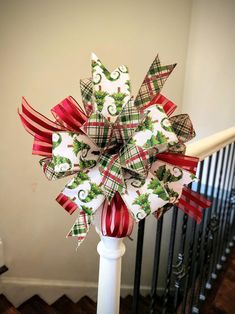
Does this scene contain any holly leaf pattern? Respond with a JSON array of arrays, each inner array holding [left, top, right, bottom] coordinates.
[[133, 193, 151, 216]]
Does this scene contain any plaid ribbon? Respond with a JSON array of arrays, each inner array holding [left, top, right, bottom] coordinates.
[[40, 158, 75, 180], [80, 78, 94, 117], [67, 210, 93, 247], [99, 154, 126, 202], [134, 55, 176, 108], [81, 112, 115, 150], [168, 142, 186, 154], [113, 100, 144, 144], [119, 144, 150, 176], [169, 114, 196, 143]]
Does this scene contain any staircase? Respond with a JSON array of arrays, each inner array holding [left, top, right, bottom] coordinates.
[[0, 294, 153, 314]]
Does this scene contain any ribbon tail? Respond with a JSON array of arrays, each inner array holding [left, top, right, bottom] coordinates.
[[177, 186, 211, 224], [134, 55, 176, 109], [67, 210, 93, 248]]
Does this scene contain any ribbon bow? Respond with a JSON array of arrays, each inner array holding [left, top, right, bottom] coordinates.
[[19, 53, 211, 247]]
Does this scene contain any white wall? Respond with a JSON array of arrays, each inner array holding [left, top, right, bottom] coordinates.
[[0, 0, 193, 304], [182, 0, 235, 140]]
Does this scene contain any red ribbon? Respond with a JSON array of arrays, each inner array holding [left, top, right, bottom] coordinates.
[[143, 93, 177, 116], [177, 186, 211, 224], [51, 97, 87, 132], [56, 192, 78, 215], [19, 96, 87, 156], [157, 153, 199, 175]]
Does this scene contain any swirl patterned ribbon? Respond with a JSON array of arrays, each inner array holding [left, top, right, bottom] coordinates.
[[18, 53, 211, 247]]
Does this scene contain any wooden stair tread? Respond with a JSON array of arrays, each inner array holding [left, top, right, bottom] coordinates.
[[76, 296, 96, 314], [52, 295, 83, 314], [0, 294, 20, 314], [18, 295, 58, 314], [120, 295, 132, 314]]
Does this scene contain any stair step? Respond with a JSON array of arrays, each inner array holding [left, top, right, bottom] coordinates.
[[76, 296, 96, 314], [0, 294, 20, 314], [18, 295, 58, 314], [120, 294, 152, 314], [52, 295, 83, 314], [120, 295, 132, 314]]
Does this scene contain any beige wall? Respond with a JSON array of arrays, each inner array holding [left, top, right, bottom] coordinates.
[[0, 0, 192, 301], [182, 0, 235, 139]]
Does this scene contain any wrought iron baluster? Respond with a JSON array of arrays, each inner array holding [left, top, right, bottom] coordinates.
[[221, 143, 235, 257], [227, 182, 235, 249], [211, 145, 231, 273], [180, 161, 204, 314], [173, 213, 188, 312], [132, 219, 145, 314], [189, 158, 211, 313], [229, 184, 235, 245], [197, 151, 220, 305], [149, 216, 164, 314], [215, 143, 233, 266], [161, 206, 178, 314], [205, 147, 226, 286]]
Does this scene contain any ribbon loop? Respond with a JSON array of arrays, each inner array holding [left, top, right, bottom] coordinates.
[[51, 96, 87, 132]]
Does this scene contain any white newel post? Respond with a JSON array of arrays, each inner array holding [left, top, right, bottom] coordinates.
[[96, 235, 126, 314]]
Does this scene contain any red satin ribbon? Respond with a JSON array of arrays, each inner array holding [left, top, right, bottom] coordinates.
[[33, 138, 52, 157], [51, 97, 87, 132], [177, 186, 211, 224], [21, 98, 62, 131], [19, 96, 87, 156], [157, 153, 199, 175], [56, 193, 78, 214]]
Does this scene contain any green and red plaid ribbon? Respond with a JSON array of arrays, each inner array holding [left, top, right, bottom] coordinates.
[[19, 53, 211, 248], [134, 55, 176, 108]]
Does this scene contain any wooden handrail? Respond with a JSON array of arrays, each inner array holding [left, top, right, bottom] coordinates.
[[186, 126, 235, 160]]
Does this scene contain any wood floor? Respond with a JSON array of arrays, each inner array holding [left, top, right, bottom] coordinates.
[[0, 248, 234, 313], [202, 248, 235, 314], [0, 294, 155, 314]]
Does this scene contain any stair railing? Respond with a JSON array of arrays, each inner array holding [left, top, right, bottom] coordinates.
[[132, 126, 235, 314], [96, 126, 235, 314]]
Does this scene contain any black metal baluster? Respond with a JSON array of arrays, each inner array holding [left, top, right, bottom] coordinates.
[[161, 206, 178, 314], [215, 144, 233, 266], [226, 149, 235, 249], [189, 158, 211, 313], [181, 162, 204, 314], [173, 214, 188, 312], [198, 151, 220, 303], [211, 145, 231, 273], [132, 219, 145, 314], [229, 177, 235, 245], [221, 143, 235, 258], [205, 147, 226, 286], [149, 215, 164, 314]]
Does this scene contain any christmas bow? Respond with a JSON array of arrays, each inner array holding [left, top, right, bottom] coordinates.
[[19, 53, 211, 247]]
